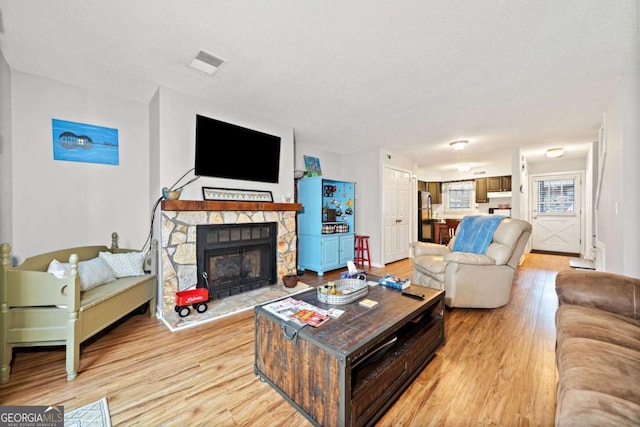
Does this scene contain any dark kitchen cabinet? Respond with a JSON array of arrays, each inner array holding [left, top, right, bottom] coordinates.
[[487, 176, 512, 192], [475, 178, 488, 203], [427, 182, 442, 204], [417, 181, 442, 204]]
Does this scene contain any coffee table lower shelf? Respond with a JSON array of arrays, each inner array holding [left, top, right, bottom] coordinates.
[[254, 286, 445, 427]]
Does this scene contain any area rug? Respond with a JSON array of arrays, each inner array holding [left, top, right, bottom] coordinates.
[[64, 397, 111, 427], [162, 281, 312, 331]]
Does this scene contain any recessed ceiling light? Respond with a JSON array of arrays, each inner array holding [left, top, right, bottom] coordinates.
[[450, 140, 468, 151], [545, 148, 565, 158], [457, 164, 471, 172], [189, 50, 225, 75]]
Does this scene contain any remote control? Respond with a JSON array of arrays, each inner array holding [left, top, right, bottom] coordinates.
[[401, 291, 424, 300]]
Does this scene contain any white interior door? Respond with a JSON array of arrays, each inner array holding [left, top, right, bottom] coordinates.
[[383, 167, 411, 264], [531, 173, 582, 254]]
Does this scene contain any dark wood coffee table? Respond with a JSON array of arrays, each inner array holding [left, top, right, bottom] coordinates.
[[254, 280, 445, 427]]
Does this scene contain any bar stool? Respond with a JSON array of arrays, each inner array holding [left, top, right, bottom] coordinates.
[[354, 235, 371, 267]]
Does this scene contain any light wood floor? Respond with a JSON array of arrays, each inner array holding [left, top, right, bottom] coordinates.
[[0, 253, 571, 426]]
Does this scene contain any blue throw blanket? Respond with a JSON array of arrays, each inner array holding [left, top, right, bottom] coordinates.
[[452, 215, 502, 254]]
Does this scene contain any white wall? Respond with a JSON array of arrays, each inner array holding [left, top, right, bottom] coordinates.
[[292, 141, 386, 265], [7, 71, 150, 260], [3, 74, 296, 262], [416, 163, 512, 183], [527, 157, 586, 175], [347, 148, 381, 259], [153, 87, 295, 203], [149, 89, 161, 211], [294, 141, 343, 182], [347, 147, 413, 267], [619, 67, 639, 277], [584, 143, 596, 253], [598, 67, 639, 277], [514, 151, 528, 221], [0, 51, 12, 248], [4, 67, 636, 277], [292, 142, 413, 268]]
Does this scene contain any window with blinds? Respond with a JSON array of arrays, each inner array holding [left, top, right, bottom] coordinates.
[[536, 178, 575, 214], [445, 181, 475, 211]]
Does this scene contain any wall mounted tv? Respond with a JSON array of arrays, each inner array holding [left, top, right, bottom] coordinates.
[[195, 114, 281, 183]]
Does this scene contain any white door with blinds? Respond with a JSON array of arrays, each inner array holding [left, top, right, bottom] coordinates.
[[531, 173, 582, 254]]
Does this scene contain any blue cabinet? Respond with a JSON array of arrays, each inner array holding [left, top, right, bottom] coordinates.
[[298, 177, 355, 276], [321, 235, 341, 267], [338, 233, 355, 265]]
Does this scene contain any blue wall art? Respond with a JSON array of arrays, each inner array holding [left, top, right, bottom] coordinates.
[[52, 119, 119, 165], [303, 155, 322, 177]]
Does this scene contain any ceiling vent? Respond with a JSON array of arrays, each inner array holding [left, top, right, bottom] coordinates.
[[189, 50, 225, 75]]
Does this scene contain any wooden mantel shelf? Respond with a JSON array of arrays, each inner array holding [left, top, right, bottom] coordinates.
[[161, 199, 302, 212]]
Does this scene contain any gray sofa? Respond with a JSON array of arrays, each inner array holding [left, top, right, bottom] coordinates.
[[411, 217, 531, 308], [555, 269, 640, 426]]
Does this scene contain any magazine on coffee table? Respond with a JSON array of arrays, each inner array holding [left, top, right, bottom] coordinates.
[[263, 297, 330, 327]]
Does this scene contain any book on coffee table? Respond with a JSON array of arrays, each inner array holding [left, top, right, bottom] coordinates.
[[263, 297, 330, 327], [359, 298, 378, 308], [290, 308, 330, 327], [378, 274, 410, 290]]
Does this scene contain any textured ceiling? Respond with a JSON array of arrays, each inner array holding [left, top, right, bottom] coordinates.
[[0, 1, 637, 172]]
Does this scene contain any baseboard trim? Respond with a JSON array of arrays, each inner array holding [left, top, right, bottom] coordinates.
[[530, 250, 581, 257]]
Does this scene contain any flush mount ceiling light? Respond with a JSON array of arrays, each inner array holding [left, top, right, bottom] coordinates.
[[450, 140, 468, 151], [189, 50, 225, 75], [457, 164, 471, 172], [545, 147, 565, 158]]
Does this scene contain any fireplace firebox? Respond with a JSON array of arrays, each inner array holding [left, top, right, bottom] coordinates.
[[196, 223, 277, 300]]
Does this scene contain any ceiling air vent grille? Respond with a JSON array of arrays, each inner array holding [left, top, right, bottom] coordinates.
[[190, 50, 224, 75]]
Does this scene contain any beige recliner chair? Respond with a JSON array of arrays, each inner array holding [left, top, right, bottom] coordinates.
[[412, 217, 532, 308]]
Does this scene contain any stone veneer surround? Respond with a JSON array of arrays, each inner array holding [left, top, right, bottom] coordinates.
[[159, 200, 301, 317]]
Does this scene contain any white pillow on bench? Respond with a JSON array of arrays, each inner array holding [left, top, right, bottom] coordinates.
[[99, 251, 146, 278], [47, 257, 116, 291]]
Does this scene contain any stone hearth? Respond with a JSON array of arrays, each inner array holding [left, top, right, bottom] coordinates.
[[159, 200, 301, 317]]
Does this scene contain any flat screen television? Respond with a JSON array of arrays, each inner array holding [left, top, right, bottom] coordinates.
[[195, 114, 281, 183]]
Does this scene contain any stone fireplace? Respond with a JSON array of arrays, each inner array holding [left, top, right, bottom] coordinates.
[[159, 199, 301, 317], [196, 222, 277, 299]]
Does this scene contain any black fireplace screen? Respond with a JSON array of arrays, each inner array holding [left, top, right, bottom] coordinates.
[[197, 222, 277, 300]]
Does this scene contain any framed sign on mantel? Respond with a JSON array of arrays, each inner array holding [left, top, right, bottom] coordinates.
[[202, 187, 273, 202]]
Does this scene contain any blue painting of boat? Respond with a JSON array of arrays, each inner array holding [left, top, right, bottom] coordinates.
[[52, 119, 119, 165]]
